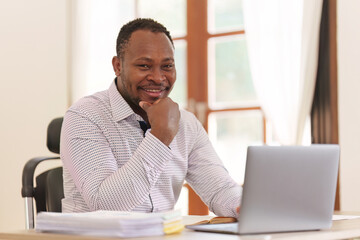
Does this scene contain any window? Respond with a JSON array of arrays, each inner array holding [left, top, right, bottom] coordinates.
[[186, 0, 267, 187], [136, 0, 268, 214]]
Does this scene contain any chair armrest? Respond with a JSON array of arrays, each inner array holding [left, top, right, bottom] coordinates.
[[21, 157, 60, 198]]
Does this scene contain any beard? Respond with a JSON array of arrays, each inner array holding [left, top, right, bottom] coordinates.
[[117, 73, 143, 113]]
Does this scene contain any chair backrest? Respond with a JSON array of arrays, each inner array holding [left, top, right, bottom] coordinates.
[[34, 167, 64, 213], [45, 167, 64, 212], [22, 117, 64, 229], [47, 117, 63, 154]]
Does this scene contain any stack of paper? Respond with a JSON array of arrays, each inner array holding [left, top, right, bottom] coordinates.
[[36, 209, 183, 238]]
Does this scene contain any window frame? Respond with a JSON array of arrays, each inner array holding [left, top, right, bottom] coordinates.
[[185, 0, 267, 214]]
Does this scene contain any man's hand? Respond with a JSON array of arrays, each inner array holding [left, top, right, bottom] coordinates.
[[139, 97, 180, 146]]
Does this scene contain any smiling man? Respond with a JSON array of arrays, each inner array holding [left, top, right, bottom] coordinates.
[[113, 28, 178, 146], [60, 18, 241, 217]]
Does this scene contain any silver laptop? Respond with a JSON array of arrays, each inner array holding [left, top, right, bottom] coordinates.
[[186, 145, 340, 235]]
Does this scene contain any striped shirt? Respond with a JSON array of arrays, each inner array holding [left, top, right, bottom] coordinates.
[[60, 80, 242, 217]]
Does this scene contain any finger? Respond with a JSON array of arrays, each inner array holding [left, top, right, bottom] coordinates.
[[153, 99, 161, 104], [139, 101, 152, 111]]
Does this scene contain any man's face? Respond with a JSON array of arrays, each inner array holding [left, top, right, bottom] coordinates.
[[113, 30, 176, 113]]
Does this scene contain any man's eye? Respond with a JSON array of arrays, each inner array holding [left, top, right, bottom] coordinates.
[[138, 64, 150, 69], [163, 64, 173, 69]]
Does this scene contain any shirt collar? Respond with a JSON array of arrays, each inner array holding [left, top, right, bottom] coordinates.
[[109, 78, 142, 122]]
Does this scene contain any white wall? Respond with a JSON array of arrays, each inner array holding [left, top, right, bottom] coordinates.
[[0, 0, 69, 230], [338, 0, 360, 211]]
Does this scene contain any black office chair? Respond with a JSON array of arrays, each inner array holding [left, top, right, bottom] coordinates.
[[21, 117, 64, 229]]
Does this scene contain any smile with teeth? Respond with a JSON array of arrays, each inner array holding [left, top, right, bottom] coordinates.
[[144, 89, 163, 93], [140, 87, 168, 98]]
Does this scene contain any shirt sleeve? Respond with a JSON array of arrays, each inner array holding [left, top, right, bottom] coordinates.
[[185, 117, 242, 217], [61, 109, 173, 211]]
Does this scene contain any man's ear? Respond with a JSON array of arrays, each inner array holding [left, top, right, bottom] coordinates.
[[112, 56, 122, 77]]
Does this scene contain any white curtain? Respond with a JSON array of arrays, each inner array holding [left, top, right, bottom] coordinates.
[[71, 0, 135, 103], [243, 0, 323, 145]]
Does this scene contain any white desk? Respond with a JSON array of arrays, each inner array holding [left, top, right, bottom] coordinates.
[[1, 214, 360, 240]]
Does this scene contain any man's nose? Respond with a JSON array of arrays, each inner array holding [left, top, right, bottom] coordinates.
[[148, 68, 166, 83]]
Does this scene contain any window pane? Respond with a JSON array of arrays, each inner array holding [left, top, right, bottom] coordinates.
[[169, 40, 187, 107], [137, 0, 186, 38], [174, 185, 188, 216], [208, 110, 264, 184], [208, 0, 244, 34], [208, 36, 256, 108]]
